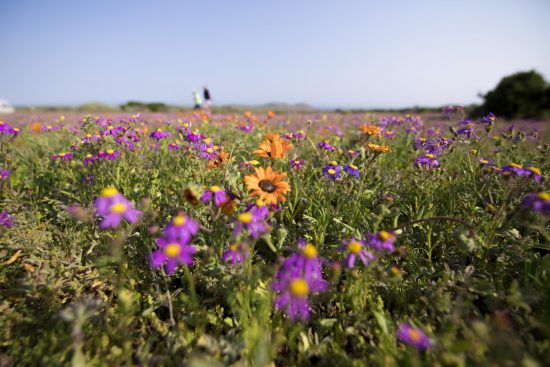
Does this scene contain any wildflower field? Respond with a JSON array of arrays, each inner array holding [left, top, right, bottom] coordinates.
[[0, 110, 548, 366]]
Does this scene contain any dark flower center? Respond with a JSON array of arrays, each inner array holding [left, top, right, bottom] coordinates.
[[259, 179, 276, 193]]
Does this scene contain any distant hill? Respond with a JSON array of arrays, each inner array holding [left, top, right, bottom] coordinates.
[[216, 102, 315, 113]]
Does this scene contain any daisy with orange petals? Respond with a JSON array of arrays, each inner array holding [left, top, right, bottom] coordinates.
[[360, 125, 382, 136], [244, 167, 291, 204], [254, 134, 293, 160]]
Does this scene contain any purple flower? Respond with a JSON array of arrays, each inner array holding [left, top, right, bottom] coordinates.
[[197, 139, 219, 160], [415, 137, 452, 155], [43, 124, 62, 132], [177, 122, 192, 134], [200, 185, 228, 207], [283, 130, 306, 141], [0, 211, 15, 228], [415, 153, 439, 168], [163, 213, 200, 244], [83, 174, 95, 184], [271, 242, 328, 320], [94, 188, 142, 229], [396, 323, 433, 349], [338, 237, 374, 268], [347, 149, 360, 157], [233, 205, 270, 239], [150, 128, 170, 140], [102, 125, 126, 137], [501, 163, 530, 178], [81, 133, 101, 144], [526, 166, 542, 183], [186, 129, 203, 142], [0, 168, 11, 181], [51, 152, 73, 162], [322, 161, 341, 180], [168, 141, 182, 151], [83, 154, 98, 166], [456, 120, 474, 138], [150, 235, 197, 273], [290, 158, 304, 170], [480, 112, 496, 124], [344, 164, 360, 178], [366, 230, 397, 252], [443, 104, 464, 117], [236, 124, 254, 133], [272, 277, 312, 320], [318, 140, 336, 152], [521, 192, 550, 214], [476, 157, 493, 167], [275, 241, 328, 293], [116, 136, 137, 150], [0, 122, 20, 137], [98, 149, 119, 160], [222, 243, 249, 266]]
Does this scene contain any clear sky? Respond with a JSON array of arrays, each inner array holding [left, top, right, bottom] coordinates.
[[1, 0, 549, 108]]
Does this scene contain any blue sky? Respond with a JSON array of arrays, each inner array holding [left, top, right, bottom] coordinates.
[[0, 0, 549, 108]]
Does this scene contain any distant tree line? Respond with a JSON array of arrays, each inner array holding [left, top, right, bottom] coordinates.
[[471, 70, 550, 119], [120, 101, 169, 112]]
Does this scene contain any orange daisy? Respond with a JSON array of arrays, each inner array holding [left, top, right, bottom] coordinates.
[[207, 150, 230, 170], [360, 124, 382, 136], [254, 134, 293, 160], [244, 167, 291, 204], [366, 142, 391, 153]]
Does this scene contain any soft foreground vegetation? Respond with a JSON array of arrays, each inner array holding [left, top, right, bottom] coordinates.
[[0, 110, 548, 366]]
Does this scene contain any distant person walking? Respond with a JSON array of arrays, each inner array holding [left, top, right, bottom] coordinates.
[[203, 86, 211, 109], [192, 90, 202, 110]]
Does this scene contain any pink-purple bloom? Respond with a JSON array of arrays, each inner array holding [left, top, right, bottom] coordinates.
[[162, 213, 200, 244], [415, 153, 439, 168], [396, 323, 434, 349], [233, 205, 270, 239], [200, 185, 228, 207], [338, 237, 374, 268], [322, 161, 341, 180], [150, 212, 200, 273], [366, 231, 397, 252], [290, 158, 304, 170], [0, 168, 11, 181], [455, 120, 474, 138], [521, 192, 549, 214], [150, 234, 197, 273], [93, 188, 142, 229], [344, 164, 360, 178], [51, 152, 73, 162], [222, 243, 249, 266], [0, 211, 15, 228], [150, 128, 170, 140], [83, 154, 98, 166], [318, 140, 336, 152], [271, 241, 328, 320], [98, 149, 119, 160]]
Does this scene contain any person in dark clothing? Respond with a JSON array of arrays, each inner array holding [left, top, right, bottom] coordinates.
[[203, 86, 211, 109]]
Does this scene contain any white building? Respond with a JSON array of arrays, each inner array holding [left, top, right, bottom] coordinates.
[[0, 100, 15, 114]]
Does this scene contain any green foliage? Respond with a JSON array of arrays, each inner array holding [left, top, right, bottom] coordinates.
[[120, 101, 169, 112], [472, 70, 550, 119]]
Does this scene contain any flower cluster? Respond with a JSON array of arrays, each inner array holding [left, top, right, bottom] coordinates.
[[271, 241, 328, 320], [150, 213, 200, 273]]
